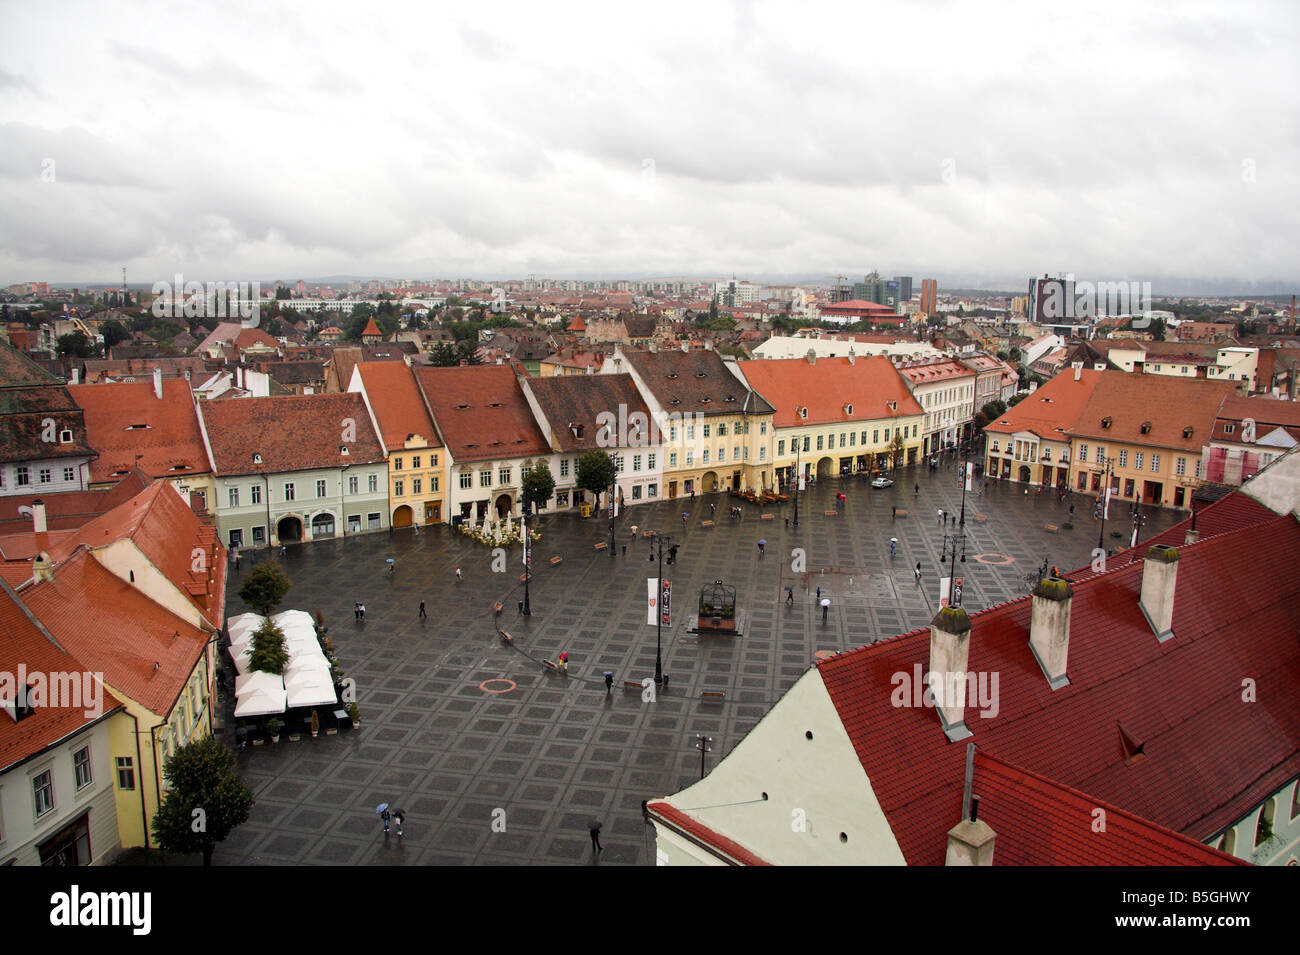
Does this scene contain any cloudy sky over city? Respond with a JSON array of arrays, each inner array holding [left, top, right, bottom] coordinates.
[[1, 0, 1297, 291]]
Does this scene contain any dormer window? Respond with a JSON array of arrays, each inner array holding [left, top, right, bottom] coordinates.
[[124, 423, 152, 431], [667, 373, 678, 379], [844, 403, 854, 415], [340, 446, 350, 455], [798, 407, 808, 419], [1140, 421, 1152, 434], [1101, 417, 1113, 430], [59, 428, 73, 443], [252, 453, 263, 465]]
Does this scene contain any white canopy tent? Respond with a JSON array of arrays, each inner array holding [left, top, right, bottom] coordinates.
[[227, 609, 336, 717]]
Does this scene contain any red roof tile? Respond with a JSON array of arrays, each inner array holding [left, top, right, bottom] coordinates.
[[0, 579, 124, 772], [199, 393, 385, 475], [20, 552, 210, 717], [69, 379, 208, 485], [972, 751, 1246, 865], [353, 363, 440, 452], [1067, 371, 1234, 451], [987, 369, 1103, 439], [740, 356, 922, 427], [815, 509, 1300, 864], [414, 365, 550, 463]]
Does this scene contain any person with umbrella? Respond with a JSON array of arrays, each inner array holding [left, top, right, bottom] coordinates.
[[393, 808, 406, 837], [757, 539, 766, 556], [820, 596, 830, 623], [376, 803, 391, 834]]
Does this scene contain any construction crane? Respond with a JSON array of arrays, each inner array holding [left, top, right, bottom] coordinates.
[[827, 275, 848, 302]]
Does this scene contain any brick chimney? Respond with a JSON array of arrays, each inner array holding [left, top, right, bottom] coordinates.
[[1139, 544, 1179, 642], [928, 606, 973, 742], [1028, 576, 1073, 689]]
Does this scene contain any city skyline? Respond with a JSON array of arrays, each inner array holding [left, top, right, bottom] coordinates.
[[1, 1, 1297, 288]]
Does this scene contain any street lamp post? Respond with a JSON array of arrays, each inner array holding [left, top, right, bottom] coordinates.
[[792, 432, 801, 528], [1096, 456, 1117, 551], [522, 499, 531, 615], [608, 453, 619, 557], [942, 443, 971, 605], [1129, 500, 1146, 550], [648, 533, 675, 687]]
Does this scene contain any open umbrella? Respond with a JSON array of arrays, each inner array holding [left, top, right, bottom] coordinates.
[[374, 803, 389, 814]]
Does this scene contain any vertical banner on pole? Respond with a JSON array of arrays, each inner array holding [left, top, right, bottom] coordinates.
[[647, 579, 657, 626], [661, 579, 671, 627], [939, 578, 951, 609], [953, 576, 964, 608]]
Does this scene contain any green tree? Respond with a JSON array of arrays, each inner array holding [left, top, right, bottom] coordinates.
[[150, 736, 253, 866], [889, 431, 906, 469], [238, 560, 292, 615], [521, 461, 556, 512], [275, 286, 290, 300], [248, 619, 289, 675], [57, 331, 93, 358], [576, 450, 616, 508], [429, 342, 459, 366], [100, 320, 130, 351]]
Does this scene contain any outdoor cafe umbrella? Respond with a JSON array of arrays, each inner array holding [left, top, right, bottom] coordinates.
[[233, 684, 287, 718]]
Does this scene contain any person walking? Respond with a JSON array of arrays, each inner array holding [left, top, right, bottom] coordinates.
[[558, 651, 569, 673], [354, 602, 361, 621], [358, 603, 365, 622], [589, 820, 603, 853], [914, 561, 922, 584], [757, 539, 765, 556], [938, 508, 944, 527], [710, 502, 716, 518], [690, 487, 696, 502], [455, 566, 463, 581], [682, 512, 689, 528], [785, 586, 794, 606], [393, 809, 405, 836], [380, 807, 391, 834], [914, 483, 919, 497], [820, 597, 830, 623], [891, 505, 896, 520], [816, 585, 821, 602], [419, 601, 426, 621]]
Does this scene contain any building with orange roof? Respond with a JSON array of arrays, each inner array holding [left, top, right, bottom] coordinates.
[[69, 371, 212, 509], [894, 356, 979, 456], [6, 478, 226, 855], [1066, 372, 1234, 508], [360, 316, 383, 344], [1, 348, 96, 499], [349, 362, 445, 527], [198, 393, 388, 548], [738, 355, 924, 485], [0, 578, 128, 865], [985, 366, 1104, 487]]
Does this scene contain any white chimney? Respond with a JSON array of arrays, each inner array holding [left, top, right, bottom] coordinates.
[[1072, 362, 1083, 381], [32, 551, 54, 583], [806, 350, 817, 366], [1028, 576, 1073, 689], [71, 366, 81, 384], [928, 606, 973, 742], [946, 745, 995, 865], [1139, 544, 1179, 642], [32, 498, 47, 534]]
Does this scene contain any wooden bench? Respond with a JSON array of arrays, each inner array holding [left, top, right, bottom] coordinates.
[[973, 514, 987, 523], [760, 513, 773, 521], [1045, 524, 1059, 533], [700, 690, 726, 702], [642, 531, 656, 538], [895, 509, 908, 518], [824, 510, 838, 517], [623, 680, 646, 692], [700, 520, 714, 528], [594, 541, 607, 550], [550, 556, 562, 565]]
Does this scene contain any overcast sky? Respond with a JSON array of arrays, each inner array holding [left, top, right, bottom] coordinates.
[[1, 0, 1297, 292]]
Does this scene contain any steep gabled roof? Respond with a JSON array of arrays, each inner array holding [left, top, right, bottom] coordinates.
[[414, 365, 550, 463], [740, 356, 922, 427], [353, 362, 440, 452], [200, 393, 385, 474], [69, 379, 208, 484], [816, 508, 1300, 864], [0, 579, 124, 772], [20, 551, 210, 717], [524, 374, 659, 452], [986, 369, 1103, 440], [618, 349, 775, 417], [1067, 371, 1234, 451]]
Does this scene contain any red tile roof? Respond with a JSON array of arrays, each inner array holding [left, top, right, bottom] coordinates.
[[1067, 372, 1234, 451], [986, 369, 1103, 439], [0, 579, 124, 772], [522, 374, 659, 452], [361, 317, 383, 339], [353, 362, 440, 452], [20, 551, 210, 717], [414, 365, 550, 463], [814, 505, 1300, 864], [740, 356, 922, 427], [69, 379, 208, 484], [46, 480, 225, 624], [199, 393, 385, 475], [971, 751, 1246, 865]]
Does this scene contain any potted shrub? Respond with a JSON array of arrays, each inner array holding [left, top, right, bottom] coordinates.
[[310, 710, 320, 738], [266, 717, 282, 743], [347, 702, 360, 729]]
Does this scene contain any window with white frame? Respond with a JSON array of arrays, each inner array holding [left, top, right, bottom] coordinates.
[[33, 769, 54, 817], [252, 483, 262, 504], [348, 475, 358, 494], [1079, 444, 1088, 461], [648, 453, 656, 469], [1095, 447, 1104, 464], [116, 756, 135, 791], [1135, 452, 1144, 470], [229, 488, 240, 507], [459, 472, 473, 490], [317, 479, 327, 497], [479, 471, 491, 488], [284, 483, 295, 501], [1119, 450, 1128, 467], [1176, 457, 1186, 476], [74, 746, 93, 790], [499, 467, 511, 484], [1151, 454, 1160, 472], [368, 474, 378, 493]]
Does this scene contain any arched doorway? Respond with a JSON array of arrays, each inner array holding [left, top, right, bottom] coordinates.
[[494, 493, 513, 518], [816, 456, 834, 478], [1018, 465, 1031, 483], [701, 470, 720, 493], [392, 504, 413, 528], [277, 515, 303, 542], [311, 512, 335, 539]]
